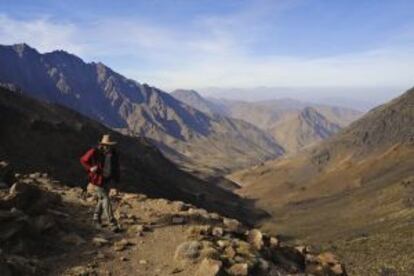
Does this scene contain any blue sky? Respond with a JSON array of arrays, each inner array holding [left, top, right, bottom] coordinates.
[[0, 0, 413, 92]]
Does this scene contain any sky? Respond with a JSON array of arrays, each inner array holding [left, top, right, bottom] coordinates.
[[0, 0, 413, 99]]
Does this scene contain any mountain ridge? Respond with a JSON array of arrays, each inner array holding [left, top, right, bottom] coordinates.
[[171, 89, 359, 154], [0, 43, 284, 178]]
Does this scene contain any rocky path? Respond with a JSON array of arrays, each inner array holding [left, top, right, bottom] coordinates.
[[0, 162, 347, 275]]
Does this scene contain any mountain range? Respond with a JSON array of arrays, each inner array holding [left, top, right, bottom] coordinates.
[[171, 89, 362, 154], [0, 43, 284, 179], [230, 87, 414, 274]]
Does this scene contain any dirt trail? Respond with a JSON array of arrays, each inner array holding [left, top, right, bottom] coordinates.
[[0, 169, 347, 276]]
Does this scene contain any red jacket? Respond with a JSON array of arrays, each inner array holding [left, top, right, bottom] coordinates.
[[80, 147, 120, 186]]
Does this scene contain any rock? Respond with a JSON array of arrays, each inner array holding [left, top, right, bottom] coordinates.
[[139, 259, 148, 265], [223, 218, 243, 233], [9, 182, 31, 195], [113, 239, 133, 251], [7, 182, 59, 214], [31, 215, 56, 233], [306, 252, 346, 275], [120, 256, 128, 262], [171, 267, 184, 274], [62, 233, 86, 246], [70, 265, 95, 276], [29, 172, 41, 179], [256, 258, 270, 273], [195, 258, 223, 276], [171, 216, 186, 225], [247, 229, 264, 250], [200, 247, 220, 260], [187, 225, 212, 237], [295, 245, 310, 255], [92, 237, 110, 246], [216, 240, 230, 248], [223, 246, 236, 259], [212, 227, 224, 237], [96, 252, 105, 260], [227, 263, 248, 276], [122, 193, 139, 201], [269, 237, 279, 248], [271, 246, 305, 273], [209, 213, 221, 220], [234, 240, 254, 256], [174, 241, 202, 263]]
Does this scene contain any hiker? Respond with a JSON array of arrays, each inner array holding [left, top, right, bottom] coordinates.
[[80, 134, 120, 230]]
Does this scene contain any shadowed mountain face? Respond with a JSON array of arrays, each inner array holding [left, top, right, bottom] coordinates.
[[231, 87, 414, 274], [0, 44, 283, 177], [171, 89, 361, 154], [0, 86, 269, 224]]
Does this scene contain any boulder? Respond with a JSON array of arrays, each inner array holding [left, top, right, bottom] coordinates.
[[92, 237, 110, 247], [7, 182, 60, 214], [216, 240, 230, 249], [269, 236, 279, 248], [212, 227, 224, 237], [247, 229, 264, 250], [227, 263, 248, 276], [223, 218, 243, 234], [195, 258, 223, 276], [223, 246, 236, 259], [28, 172, 42, 179], [174, 241, 203, 263], [305, 252, 346, 275]]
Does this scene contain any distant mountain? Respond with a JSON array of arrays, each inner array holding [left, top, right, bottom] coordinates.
[[171, 89, 227, 115], [172, 89, 361, 153], [230, 87, 414, 274], [0, 43, 283, 178], [268, 107, 341, 154]]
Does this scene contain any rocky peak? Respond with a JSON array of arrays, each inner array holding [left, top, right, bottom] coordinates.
[[172, 89, 204, 101], [10, 43, 39, 57]]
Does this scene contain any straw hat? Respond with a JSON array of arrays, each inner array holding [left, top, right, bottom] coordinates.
[[99, 134, 117, 145]]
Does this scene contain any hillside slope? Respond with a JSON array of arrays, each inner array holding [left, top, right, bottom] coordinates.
[[0, 87, 269, 223], [0, 43, 283, 178], [231, 87, 414, 275]]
